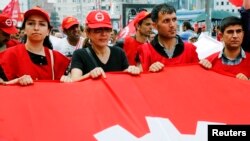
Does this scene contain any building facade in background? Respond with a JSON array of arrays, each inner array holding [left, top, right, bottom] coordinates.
[[0, 0, 241, 30]]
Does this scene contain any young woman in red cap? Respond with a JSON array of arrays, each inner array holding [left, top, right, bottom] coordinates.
[[0, 7, 71, 85]]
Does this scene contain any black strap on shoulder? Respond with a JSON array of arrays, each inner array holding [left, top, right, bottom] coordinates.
[[85, 47, 98, 67]]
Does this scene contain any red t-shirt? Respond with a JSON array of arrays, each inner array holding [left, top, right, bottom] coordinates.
[[123, 36, 145, 65], [6, 39, 21, 48]]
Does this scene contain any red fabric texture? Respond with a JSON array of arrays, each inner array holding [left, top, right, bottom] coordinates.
[[5, 39, 20, 48], [123, 36, 144, 65], [0, 44, 70, 80], [138, 42, 199, 71], [0, 65, 250, 141]]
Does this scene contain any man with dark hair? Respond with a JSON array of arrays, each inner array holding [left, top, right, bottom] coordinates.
[[199, 16, 250, 80], [53, 16, 84, 59], [137, 3, 199, 72], [115, 10, 153, 65], [180, 21, 196, 42]]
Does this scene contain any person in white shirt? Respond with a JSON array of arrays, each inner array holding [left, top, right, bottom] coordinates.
[[53, 16, 84, 59]]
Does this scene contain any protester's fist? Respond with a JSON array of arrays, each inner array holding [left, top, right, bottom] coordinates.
[[126, 65, 141, 75], [149, 62, 164, 72], [89, 67, 106, 79], [199, 59, 212, 69], [60, 75, 73, 83], [18, 75, 33, 86], [236, 73, 249, 80]]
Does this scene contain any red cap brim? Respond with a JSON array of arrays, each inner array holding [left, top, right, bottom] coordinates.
[[1, 27, 18, 34], [24, 9, 50, 23], [63, 21, 79, 29]]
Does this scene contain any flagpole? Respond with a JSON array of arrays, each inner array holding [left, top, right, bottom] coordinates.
[[205, 0, 212, 34]]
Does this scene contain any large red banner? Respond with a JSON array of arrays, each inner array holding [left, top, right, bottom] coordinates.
[[0, 65, 250, 141]]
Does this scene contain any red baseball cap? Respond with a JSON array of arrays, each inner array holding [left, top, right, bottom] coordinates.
[[133, 11, 151, 26], [62, 16, 79, 29], [0, 14, 18, 34], [24, 6, 50, 23], [85, 10, 112, 29]]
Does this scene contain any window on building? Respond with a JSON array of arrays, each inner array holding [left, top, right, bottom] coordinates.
[[227, 2, 229, 5], [232, 9, 234, 12], [101, 6, 106, 10], [58, 0, 61, 3], [216, 2, 219, 5], [58, 7, 61, 11], [221, 1, 224, 5]]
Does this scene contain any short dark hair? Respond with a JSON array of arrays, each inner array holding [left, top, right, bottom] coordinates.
[[151, 3, 176, 22], [183, 21, 193, 30], [220, 16, 243, 33]]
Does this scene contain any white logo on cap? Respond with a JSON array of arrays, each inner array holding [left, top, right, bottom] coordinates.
[[95, 12, 104, 22], [5, 19, 13, 27]]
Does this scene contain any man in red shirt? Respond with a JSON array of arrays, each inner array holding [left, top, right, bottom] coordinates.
[[137, 3, 199, 72], [199, 16, 250, 80], [0, 13, 19, 53], [115, 10, 153, 65]]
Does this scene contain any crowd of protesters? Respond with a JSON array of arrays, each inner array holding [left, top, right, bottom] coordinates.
[[0, 0, 250, 85]]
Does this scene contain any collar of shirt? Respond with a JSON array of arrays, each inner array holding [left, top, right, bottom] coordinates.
[[151, 34, 184, 58], [218, 48, 246, 65]]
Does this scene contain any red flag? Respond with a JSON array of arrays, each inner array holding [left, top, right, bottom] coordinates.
[[117, 19, 136, 39], [0, 65, 250, 141], [2, 0, 23, 26], [229, 0, 243, 7], [2, 0, 15, 16]]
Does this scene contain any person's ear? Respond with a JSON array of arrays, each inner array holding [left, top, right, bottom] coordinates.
[[135, 23, 140, 30]]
